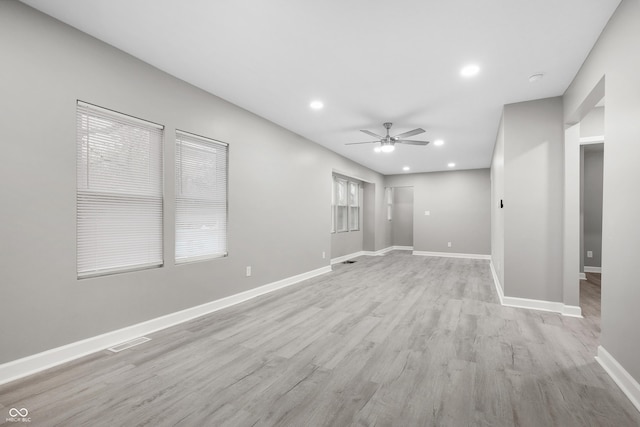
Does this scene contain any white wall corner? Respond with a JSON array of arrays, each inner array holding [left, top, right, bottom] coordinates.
[[596, 346, 640, 413], [412, 251, 491, 260], [0, 265, 332, 386], [490, 260, 505, 305]]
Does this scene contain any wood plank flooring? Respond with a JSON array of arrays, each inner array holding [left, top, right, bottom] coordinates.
[[1, 252, 638, 426]]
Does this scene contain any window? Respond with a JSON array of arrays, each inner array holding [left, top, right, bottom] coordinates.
[[348, 181, 360, 231], [76, 101, 164, 278], [331, 177, 336, 233], [332, 175, 361, 233], [335, 178, 348, 232], [175, 131, 228, 263]]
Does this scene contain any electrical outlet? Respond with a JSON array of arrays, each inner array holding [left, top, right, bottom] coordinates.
[[425, 210, 430, 216], [246, 266, 252, 277], [322, 251, 326, 259], [448, 242, 452, 247], [587, 251, 593, 258]]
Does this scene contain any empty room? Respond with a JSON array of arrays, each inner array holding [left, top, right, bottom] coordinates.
[[1, 0, 640, 426]]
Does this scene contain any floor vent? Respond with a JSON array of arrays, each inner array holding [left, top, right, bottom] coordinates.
[[107, 337, 151, 353], [343, 260, 357, 264]]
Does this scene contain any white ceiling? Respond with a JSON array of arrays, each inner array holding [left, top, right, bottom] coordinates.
[[22, 0, 620, 175]]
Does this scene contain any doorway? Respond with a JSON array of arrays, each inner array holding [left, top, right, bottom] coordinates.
[[580, 142, 604, 324], [391, 186, 414, 248], [563, 80, 605, 333]]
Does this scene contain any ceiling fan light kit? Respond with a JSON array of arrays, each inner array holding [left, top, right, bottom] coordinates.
[[345, 122, 429, 153]]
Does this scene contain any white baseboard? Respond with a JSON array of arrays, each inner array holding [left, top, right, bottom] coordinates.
[[490, 261, 505, 305], [596, 345, 640, 413], [488, 262, 582, 318], [332, 246, 413, 264], [331, 251, 366, 264], [584, 266, 602, 273], [579, 272, 587, 280], [0, 265, 332, 386], [412, 251, 491, 260], [390, 246, 414, 251], [500, 295, 582, 318]]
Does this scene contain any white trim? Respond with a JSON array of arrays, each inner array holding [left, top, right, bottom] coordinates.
[[331, 251, 365, 264], [579, 135, 605, 144], [584, 266, 602, 273], [390, 246, 413, 251], [490, 261, 505, 305], [561, 305, 583, 317], [579, 272, 587, 280], [500, 295, 582, 318], [412, 251, 491, 260], [489, 263, 582, 318], [0, 265, 332, 386], [331, 246, 411, 264], [596, 346, 640, 413]]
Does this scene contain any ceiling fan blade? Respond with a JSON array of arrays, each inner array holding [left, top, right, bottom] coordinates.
[[393, 128, 425, 139], [397, 140, 430, 146], [345, 141, 379, 145], [360, 129, 384, 139]]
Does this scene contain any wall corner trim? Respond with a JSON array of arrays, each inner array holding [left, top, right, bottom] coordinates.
[[490, 260, 505, 305], [596, 345, 640, 413], [412, 251, 491, 260], [489, 263, 582, 318], [0, 265, 332, 386], [500, 295, 582, 318]]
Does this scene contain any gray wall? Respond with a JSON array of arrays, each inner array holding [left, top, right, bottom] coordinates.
[[491, 116, 506, 291], [385, 169, 491, 255], [0, 1, 389, 363], [391, 187, 414, 247], [502, 97, 565, 302], [564, 0, 640, 382], [583, 146, 604, 268]]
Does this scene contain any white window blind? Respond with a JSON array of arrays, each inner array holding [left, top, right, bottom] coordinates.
[[331, 176, 336, 233], [348, 181, 360, 231], [335, 178, 348, 232], [76, 101, 164, 278], [175, 130, 228, 263]]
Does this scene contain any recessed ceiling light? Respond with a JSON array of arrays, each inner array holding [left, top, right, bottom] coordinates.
[[448, 162, 456, 168], [403, 166, 410, 171], [309, 100, 324, 110], [528, 73, 544, 83], [434, 139, 444, 146], [373, 146, 382, 153], [460, 64, 480, 77]]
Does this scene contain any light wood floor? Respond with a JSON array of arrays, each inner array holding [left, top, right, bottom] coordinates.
[[1, 252, 638, 426]]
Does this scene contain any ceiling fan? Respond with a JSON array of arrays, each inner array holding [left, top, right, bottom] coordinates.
[[346, 122, 429, 152]]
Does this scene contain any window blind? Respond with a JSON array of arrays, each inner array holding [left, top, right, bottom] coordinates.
[[76, 101, 164, 278], [175, 130, 228, 263], [348, 181, 360, 231], [336, 178, 348, 232]]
